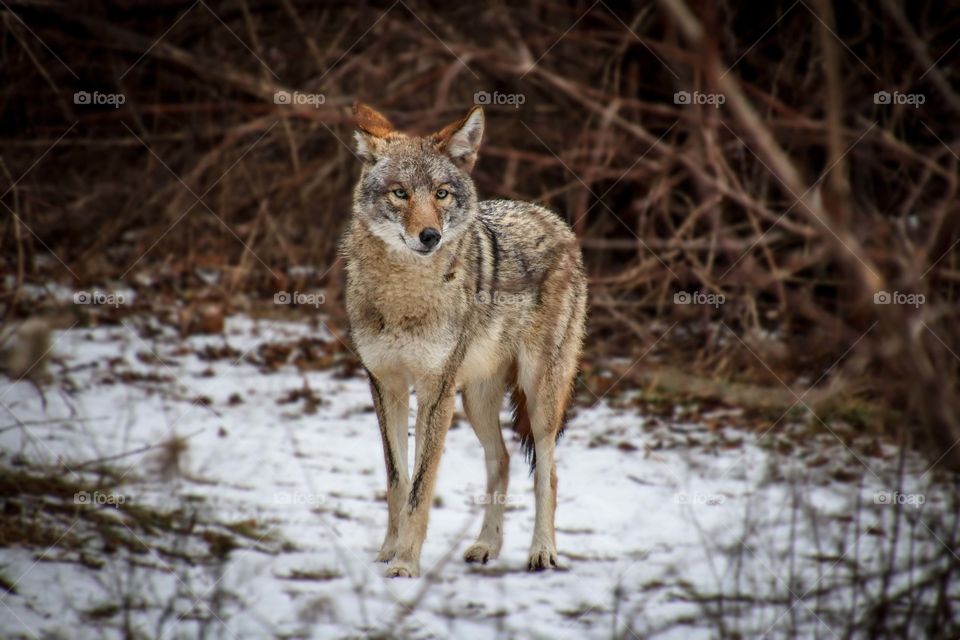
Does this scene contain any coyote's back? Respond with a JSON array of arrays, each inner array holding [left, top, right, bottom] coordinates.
[[342, 102, 586, 578]]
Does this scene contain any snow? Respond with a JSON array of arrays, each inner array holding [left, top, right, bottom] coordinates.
[[0, 315, 955, 639]]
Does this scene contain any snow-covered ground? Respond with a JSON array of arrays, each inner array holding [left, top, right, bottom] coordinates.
[[0, 315, 956, 639]]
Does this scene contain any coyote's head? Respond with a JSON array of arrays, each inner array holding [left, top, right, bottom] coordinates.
[[351, 103, 484, 257]]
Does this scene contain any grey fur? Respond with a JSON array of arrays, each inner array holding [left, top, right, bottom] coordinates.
[[342, 103, 587, 577]]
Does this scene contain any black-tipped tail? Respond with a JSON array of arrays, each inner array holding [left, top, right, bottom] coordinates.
[[510, 385, 535, 472]]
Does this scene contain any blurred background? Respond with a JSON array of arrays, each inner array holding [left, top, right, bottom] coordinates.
[[2, 1, 960, 637], [4, 0, 960, 460]]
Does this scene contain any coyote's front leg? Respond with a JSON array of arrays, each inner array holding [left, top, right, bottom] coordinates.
[[385, 374, 456, 578], [369, 372, 410, 563]]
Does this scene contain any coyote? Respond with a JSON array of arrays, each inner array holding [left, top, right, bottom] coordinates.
[[342, 102, 587, 578]]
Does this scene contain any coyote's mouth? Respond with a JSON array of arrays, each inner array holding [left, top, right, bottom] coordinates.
[[400, 234, 438, 256]]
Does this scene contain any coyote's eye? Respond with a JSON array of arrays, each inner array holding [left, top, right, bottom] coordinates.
[[391, 188, 407, 199], [435, 189, 448, 199]]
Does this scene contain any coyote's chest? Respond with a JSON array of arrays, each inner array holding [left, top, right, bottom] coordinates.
[[352, 268, 459, 375], [357, 314, 506, 384], [354, 280, 508, 382], [347, 227, 510, 381]]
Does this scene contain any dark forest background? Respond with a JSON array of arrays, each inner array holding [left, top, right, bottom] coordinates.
[[3, 0, 960, 467]]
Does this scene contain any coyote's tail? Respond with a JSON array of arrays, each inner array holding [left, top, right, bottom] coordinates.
[[510, 384, 534, 471], [508, 364, 569, 473]]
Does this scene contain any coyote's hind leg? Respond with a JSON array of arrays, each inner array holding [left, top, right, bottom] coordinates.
[[462, 373, 510, 564]]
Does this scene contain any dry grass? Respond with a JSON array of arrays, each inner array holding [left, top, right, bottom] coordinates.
[[1, 0, 959, 464]]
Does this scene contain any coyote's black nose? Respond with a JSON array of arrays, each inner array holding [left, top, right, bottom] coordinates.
[[419, 228, 441, 249]]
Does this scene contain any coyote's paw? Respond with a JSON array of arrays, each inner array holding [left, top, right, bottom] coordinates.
[[527, 543, 558, 571], [464, 541, 500, 565], [385, 560, 420, 578]]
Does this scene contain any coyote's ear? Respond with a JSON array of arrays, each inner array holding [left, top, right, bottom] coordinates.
[[434, 106, 484, 172], [353, 102, 394, 164]]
